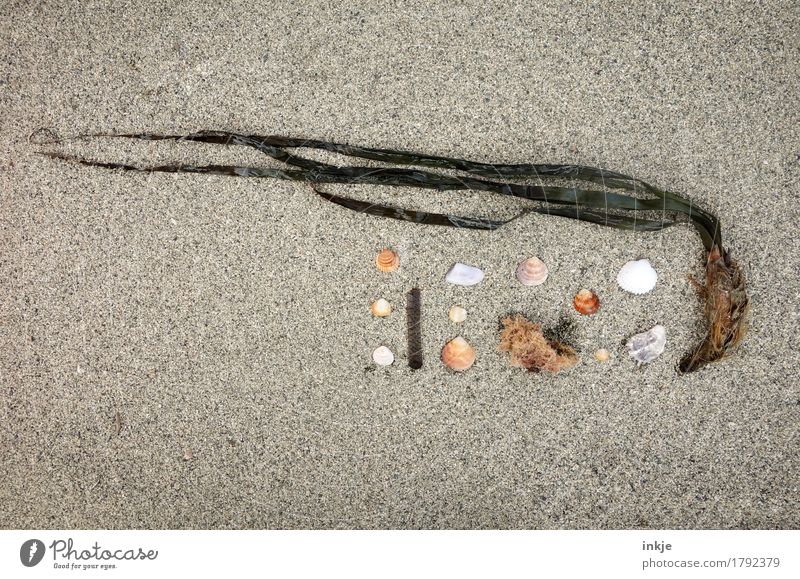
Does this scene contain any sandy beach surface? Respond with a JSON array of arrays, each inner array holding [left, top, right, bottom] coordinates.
[[1, 1, 797, 528]]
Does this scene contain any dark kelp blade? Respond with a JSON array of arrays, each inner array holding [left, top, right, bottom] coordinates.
[[110, 130, 717, 244], [314, 188, 675, 233], [65, 131, 700, 222], [313, 189, 521, 230]]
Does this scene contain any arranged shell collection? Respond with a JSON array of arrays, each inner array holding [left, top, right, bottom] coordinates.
[[371, 248, 668, 372]]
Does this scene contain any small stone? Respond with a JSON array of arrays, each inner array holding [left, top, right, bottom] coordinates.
[[448, 305, 467, 323], [594, 348, 610, 362]]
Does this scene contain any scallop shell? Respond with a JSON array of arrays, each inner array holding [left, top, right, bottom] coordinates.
[[445, 263, 484, 286], [441, 336, 476, 371], [516, 257, 548, 286], [573, 289, 600, 315], [375, 248, 399, 273], [617, 259, 657, 294], [626, 325, 666, 364], [371, 298, 391, 317], [448, 305, 467, 323], [372, 345, 395, 366], [594, 348, 610, 362]]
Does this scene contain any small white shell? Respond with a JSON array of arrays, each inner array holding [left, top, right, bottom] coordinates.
[[445, 263, 484, 286], [617, 259, 658, 294], [372, 346, 394, 366], [448, 305, 467, 323], [371, 298, 391, 317], [516, 257, 548, 286], [626, 325, 666, 364]]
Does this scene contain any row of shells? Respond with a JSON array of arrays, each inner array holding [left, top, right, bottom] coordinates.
[[448, 257, 657, 294], [376, 249, 658, 297]]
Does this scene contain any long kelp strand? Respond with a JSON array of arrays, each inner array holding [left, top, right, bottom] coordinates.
[[78, 131, 720, 249]]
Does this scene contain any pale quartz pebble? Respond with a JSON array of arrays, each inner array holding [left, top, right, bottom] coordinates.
[[626, 325, 667, 364], [448, 305, 467, 323], [594, 348, 610, 362], [372, 346, 395, 366], [445, 263, 484, 286], [516, 257, 548, 286], [370, 298, 391, 317], [617, 259, 658, 294]]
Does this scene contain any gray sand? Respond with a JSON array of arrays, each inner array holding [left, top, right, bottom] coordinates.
[[1, 1, 798, 529]]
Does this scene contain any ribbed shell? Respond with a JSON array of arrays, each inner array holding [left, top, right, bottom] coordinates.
[[441, 336, 476, 371], [372, 346, 395, 366], [616, 259, 657, 294], [516, 257, 548, 286], [573, 289, 600, 315], [375, 249, 399, 273]]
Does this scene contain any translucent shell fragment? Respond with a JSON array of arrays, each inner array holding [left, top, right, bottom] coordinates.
[[626, 325, 666, 364], [445, 263, 484, 286], [375, 248, 399, 273], [516, 257, 548, 286]]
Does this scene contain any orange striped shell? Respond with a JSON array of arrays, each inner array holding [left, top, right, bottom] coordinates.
[[375, 248, 399, 273], [573, 289, 600, 315]]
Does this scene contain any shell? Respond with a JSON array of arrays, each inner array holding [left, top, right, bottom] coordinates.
[[626, 325, 667, 364], [445, 263, 484, 286], [372, 345, 395, 366], [516, 257, 548, 286], [594, 348, 610, 362], [573, 289, 600, 315], [371, 298, 391, 317], [441, 336, 476, 371], [375, 248, 399, 273], [448, 305, 467, 323], [617, 259, 658, 294]]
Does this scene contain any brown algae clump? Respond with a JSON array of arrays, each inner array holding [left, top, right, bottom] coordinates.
[[679, 246, 749, 373], [499, 314, 578, 374]]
